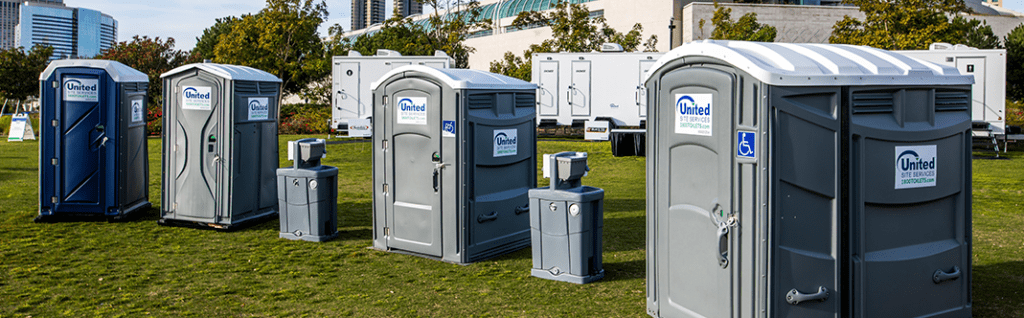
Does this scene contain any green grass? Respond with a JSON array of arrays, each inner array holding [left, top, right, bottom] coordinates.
[[0, 137, 1020, 317]]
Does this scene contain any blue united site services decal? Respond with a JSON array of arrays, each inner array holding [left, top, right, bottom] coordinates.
[[675, 93, 712, 136], [442, 120, 456, 137], [737, 131, 755, 159]]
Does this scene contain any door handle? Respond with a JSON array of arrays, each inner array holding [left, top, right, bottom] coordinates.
[[433, 169, 439, 193], [717, 223, 730, 268], [95, 124, 104, 132], [514, 204, 530, 215], [477, 211, 498, 223], [636, 87, 641, 106], [933, 266, 961, 284], [786, 286, 829, 305]]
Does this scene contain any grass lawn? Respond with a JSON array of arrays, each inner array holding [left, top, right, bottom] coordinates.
[[0, 136, 1021, 317]]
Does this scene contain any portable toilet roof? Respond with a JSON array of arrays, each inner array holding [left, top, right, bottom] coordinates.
[[39, 59, 149, 82], [161, 63, 282, 82], [643, 40, 973, 86], [371, 65, 538, 90]]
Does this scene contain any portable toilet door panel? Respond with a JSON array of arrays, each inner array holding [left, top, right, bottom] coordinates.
[[847, 86, 971, 317], [538, 60, 559, 116], [570, 61, 591, 116], [49, 69, 108, 212], [165, 73, 225, 221], [956, 57, 990, 125], [381, 78, 444, 257], [769, 86, 842, 317], [638, 59, 656, 118], [230, 81, 280, 222], [651, 65, 741, 318], [117, 84, 150, 213], [336, 62, 364, 119]]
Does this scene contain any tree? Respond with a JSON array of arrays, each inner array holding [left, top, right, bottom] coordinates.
[[489, 1, 658, 81], [194, 16, 241, 60], [829, 0, 996, 50], [0, 45, 55, 106], [948, 16, 1000, 49], [298, 23, 350, 105], [350, 0, 491, 68], [703, 4, 776, 42], [214, 0, 329, 97], [97, 36, 200, 135], [1007, 24, 1024, 102]]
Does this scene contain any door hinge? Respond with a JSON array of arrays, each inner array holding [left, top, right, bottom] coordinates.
[[383, 183, 389, 195], [51, 196, 58, 203], [382, 95, 388, 107], [173, 203, 178, 210], [51, 158, 58, 165], [52, 81, 58, 88], [384, 227, 390, 236], [51, 119, 58, 127], [382, 140, 388, 151]]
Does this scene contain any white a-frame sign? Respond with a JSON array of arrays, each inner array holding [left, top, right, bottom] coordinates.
[[7, 113, 35, 142]]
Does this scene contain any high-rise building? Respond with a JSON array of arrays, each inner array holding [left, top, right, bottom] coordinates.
[[0, 0, 63, 49], [982, 0, 1002, 7], [351, 0, 386, 31], [14, 1, 116, 59], [395, 0, 423, 17]]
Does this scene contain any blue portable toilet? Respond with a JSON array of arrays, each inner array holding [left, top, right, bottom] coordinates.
[[37, 60, 152, 221]]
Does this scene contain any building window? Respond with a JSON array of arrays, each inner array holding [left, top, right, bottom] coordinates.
[[468, 29, 493, 39], [589, 10, 604, 19]]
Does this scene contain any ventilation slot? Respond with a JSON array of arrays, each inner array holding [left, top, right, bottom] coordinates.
[[235, 81, 258, 94], [467, 94, 492, 109], [935, 91, 969, 111], [259, 82, 279, 94], [851, 92, 894, 114], [515, 93, 534, 108], [138, 82, 148, 92], [123, 83, 137, 91]]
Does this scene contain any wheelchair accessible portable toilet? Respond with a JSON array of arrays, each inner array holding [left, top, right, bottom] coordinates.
[[159, 63, 282, 230], [644, 41, 974, 318], [37, 60, 152, 221], [371, 66, 537, 264]]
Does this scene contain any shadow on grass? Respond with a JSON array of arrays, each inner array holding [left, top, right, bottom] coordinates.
[[601, 259, 645, 282], [973, 260, 1024, 317]]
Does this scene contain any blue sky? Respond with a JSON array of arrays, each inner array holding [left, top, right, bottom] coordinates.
[[65, 0, 381, 51], [65, 0, 1024, 51]]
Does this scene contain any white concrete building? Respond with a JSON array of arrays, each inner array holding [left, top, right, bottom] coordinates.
[[344, 0, 1024, 71]]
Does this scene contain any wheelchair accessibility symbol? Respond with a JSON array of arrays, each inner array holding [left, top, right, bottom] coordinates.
[[737, 131, 755, 159]]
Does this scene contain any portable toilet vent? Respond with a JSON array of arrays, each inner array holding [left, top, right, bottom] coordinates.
[[158, 62, 282, 230], [644, 41, 974, 318], [37, 59, 152, 221], [371, 66, 537, 264]]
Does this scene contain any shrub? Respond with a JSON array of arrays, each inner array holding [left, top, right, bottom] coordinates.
[[279, 103, 330, 135]]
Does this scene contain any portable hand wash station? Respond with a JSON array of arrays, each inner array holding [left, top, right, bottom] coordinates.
[[528, 152, 605, 284]]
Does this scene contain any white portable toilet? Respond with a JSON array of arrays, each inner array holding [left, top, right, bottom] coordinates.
[[645, 41, 974, 318], [332, 50, 451, 137], [898, 43, 1006, 136]]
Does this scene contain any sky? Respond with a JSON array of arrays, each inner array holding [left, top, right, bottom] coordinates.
[[64, 0, 388, 51], [65, 0, 1024, 52]]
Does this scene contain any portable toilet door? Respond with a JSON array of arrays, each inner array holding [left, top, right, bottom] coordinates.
[[537, 59, 559, 117], [37, 60, 151, 221], [570, 60, 591, 116], [379, 76, 445, 257], [335, 60, 364, 119], [638, 58, 657, 119]]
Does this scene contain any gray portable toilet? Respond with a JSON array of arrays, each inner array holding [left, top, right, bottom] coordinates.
[[644, 41, 973, 318], [159, 63, 282, 230], [371, 65, 537, 264], [36, 59, 151, 221]]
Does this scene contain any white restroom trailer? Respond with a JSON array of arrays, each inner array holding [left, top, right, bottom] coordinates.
[[898, 43, 1007, 136], [331, 50, 452, 137], [532, 46, 664, 140]]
